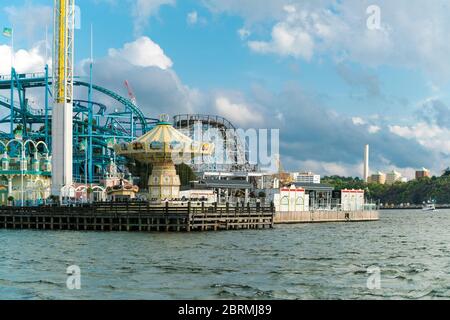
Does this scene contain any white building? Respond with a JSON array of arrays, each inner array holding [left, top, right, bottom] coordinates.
[[341, 189, 365, 211], [385, 171, 403, 185], [292, 172, 321, 184], [274, 186, 309, 212]]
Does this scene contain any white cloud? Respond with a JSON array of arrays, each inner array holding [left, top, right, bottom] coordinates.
[[4, 4, 52, 45], [284, 152, 419, 179], [78, 57, 202, 117], [368, 125, 381, 134], [0, 44, 49, 74], [108, 36, 173, 70], [246, 4, 348, 60], [215, 96, 264, 127], [390, 123, 450, 155], [0, 43, 49, 127], [212, 0, 450, 82], [202, 0, 290, 22], [94, 0, 118, 4], [76, 37, 211, 118], [284, 157, 364, 177], [238, 28, 251, 40], [248, 6, 316, 60], [352, 117, 366, 126], [131, 0, 175, 36], [283, 5, 297, 14], [351, 117, 380, 134], [389, 125, 413, 138], [78, 39, 268, 127], [187, 11, 198, 25]]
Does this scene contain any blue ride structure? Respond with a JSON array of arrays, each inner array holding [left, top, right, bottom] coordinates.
[[0, 66, 158, 185]]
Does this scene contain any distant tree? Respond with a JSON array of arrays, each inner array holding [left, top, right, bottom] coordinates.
[[324, 174, 450, 205], [126, 159, 152, 189], [176, 163, 197, 186], [442, 167, 450, 177]]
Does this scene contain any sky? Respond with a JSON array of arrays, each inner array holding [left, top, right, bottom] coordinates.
[[1, 0, 450, 178]]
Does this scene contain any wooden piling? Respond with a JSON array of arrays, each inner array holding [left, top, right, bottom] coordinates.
[[0, 201, 275, 233]]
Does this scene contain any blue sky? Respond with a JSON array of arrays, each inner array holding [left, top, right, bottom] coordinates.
[[2, 0, 450, 178]]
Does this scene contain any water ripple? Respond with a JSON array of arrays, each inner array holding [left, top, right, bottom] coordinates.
[[1, 209, 450, 299]]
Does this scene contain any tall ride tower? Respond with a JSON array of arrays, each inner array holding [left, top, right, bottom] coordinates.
[[51, 0, 75, 194]]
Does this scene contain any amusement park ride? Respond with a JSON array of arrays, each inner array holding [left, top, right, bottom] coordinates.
[[0, 0, 158, 204], [0, 0, 251, 206]]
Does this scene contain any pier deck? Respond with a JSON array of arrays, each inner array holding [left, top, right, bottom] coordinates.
[[0, 202, 275, 232], [274, 210, 379, 224]]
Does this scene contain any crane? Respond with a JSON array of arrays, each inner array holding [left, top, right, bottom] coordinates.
[[124, 80, 137, 106], [275, 154, 293, 186]]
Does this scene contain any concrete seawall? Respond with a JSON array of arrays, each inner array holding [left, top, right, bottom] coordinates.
[[274, 210, 379, 224]]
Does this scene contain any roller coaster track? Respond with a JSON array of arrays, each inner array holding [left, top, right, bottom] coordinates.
[[173, 114, 257, 172], [0, 95, 27, 116], [0, 73, 151, 132], [174, 114, 238, 131]]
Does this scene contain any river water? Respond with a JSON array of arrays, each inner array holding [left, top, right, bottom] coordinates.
[[1, 209, 449, 300]]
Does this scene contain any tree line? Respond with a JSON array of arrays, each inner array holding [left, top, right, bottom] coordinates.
[[322, 175, 450, 205]]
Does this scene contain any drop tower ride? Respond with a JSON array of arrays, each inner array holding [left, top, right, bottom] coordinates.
[[51, 0, 75, 195]]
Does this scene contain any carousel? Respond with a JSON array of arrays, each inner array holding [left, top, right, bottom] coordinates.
[[114, 114, 214, 202]]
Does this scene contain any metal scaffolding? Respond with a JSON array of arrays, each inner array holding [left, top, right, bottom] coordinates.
[[173, 114, 258, 173], [0, 68, 158, 185]]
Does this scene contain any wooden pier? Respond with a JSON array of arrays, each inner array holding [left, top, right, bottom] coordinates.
[[274, 210, 379, 224], [0, 202, 275, 232]]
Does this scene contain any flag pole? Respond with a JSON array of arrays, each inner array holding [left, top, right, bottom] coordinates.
[[8, 27, 14, 138], [45, 25, 48, 64], [10, 27, 14, 69]]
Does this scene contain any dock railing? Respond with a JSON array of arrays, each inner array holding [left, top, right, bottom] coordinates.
[[0, 201, 275, 216], [0, 201, 275, 232], [307, 199, 378, 212]]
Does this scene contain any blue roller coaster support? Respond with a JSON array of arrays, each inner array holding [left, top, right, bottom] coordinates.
[[44, 65, 50, 146], [10, 68, 14, 138], [0, 67, 158, 184], [88, 60, 94, 184]]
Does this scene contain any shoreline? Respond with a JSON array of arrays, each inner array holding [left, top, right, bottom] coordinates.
[[379, 206, 450, 210]]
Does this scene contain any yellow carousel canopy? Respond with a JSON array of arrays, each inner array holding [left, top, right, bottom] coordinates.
[[114, 116, 214, 163]]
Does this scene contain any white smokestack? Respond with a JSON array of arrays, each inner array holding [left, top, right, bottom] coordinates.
[[364, 144, 369, 182]]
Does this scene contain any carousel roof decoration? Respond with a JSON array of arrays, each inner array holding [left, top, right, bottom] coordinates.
[[114, 114, 214, 163]]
